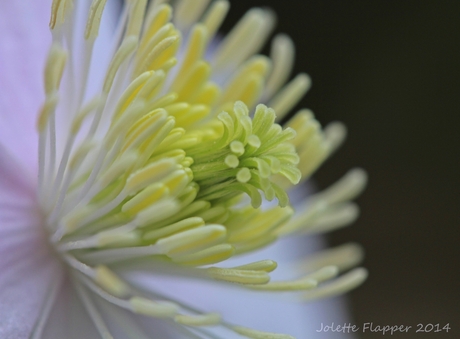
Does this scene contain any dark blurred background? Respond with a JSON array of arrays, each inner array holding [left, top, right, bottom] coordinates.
[[225, 1, 459, 338]]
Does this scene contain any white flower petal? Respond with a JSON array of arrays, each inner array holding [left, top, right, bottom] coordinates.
[[0, 0, 52, 174], [41, 279, 101, 339], [0, 142, 62, 338]]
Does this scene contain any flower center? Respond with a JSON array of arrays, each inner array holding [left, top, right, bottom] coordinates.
[[28, 1, 368, 338]]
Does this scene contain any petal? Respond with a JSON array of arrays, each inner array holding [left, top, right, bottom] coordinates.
[[122, 236, 352, 338], [41, 278, 101, 339], [0, 203, 61, 339], [0, 0, 52, 174], [0, 143, 62, 339]]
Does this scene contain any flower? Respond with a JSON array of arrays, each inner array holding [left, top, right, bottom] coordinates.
[[0, 0, 368, 338]]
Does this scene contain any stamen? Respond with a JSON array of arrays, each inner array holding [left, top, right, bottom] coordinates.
[[74, 282, 114, 339], [94, 266, 131, 297], [269, 73, 312, 121], [175, 312, 221, 326], [231, 260, 278, 273], [172, 244, 234, 266], [201, 0, 230, 40], [324, 121, 348, 154], [206, 267, 270, 285], [264, 34, 295, 100], [143, 217, 205, 241], [29, 272, 64, 339], [155, 224, 227, 257], [103, 36, 138, 94], [84, 0, 107, 40], [299, 243, 364, 273], [130, 297, 179, 318], [231, 326, 295, 339], [248, 277, 317, 291], [174, 0, 211, 30], [305, 203, 360, 234], [126, 0, 147, 38], [50, 0, 72, 30], [302, 268, 368, 301], [212, 8, 274, 70]]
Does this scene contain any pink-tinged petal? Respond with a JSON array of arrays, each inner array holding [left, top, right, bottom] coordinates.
[[0, 143, 62, 339], [0, 212, 61, 339], [0, 0, 52, 175], [41, 278, 100, 339]]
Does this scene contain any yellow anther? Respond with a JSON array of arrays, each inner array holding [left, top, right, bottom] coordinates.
[[155, 225, 227, 257], [137, 35, 179, 75], [219, 56, 270, 107], [307, 266, 339, 283], [171, 24, 208, 89], [202, 0, 230, 39], [198, 206, 228, 223], [144, 217, 205, 241], [193, 82, 221, 106], [306, 203, 360, 235], [103, 36, 138, 93], [136, 23, 174, 69], [50, 0, 72, 29], [302, 268, 368, 301], [269, 73, 312, 121], [265, 34, 295, 98], [312, 168, 368, 205], [136, 70, 166, 100], [153, 128, 186, 153], [175, 61, 211, 102], [141, 4, 173, 53], [99, 151, 138, 187], [174, 0, 210, 29], [299, 243, 364, 273], [231, 260, 278, 273], [123, 108, 168, 151], [122, 183, 169, 214], [174, 312, 221, 326], [161, 169, 189, 195], [213, 8, 269, 68], [95, 266, 130, 297], [178, 105, 210, 127], [249, 277, 317, 291], [37, 93, 59, 132], [126, 0, 147, 38], [137, 117, 175, 161], [206, 267, 270, 285], [125, 158, 176, 193], [112, 71, 153, 122], [324, 121, 347, 153], [85, 0, 107, 40], [130, 297, 178, 318], [97, 230, 140, 248], [228, 206, 293, 243], [71, 96, 102, 135], [172, 244, 234, 266], [232, 326, 295, 339], [105, 101, 146, 146], [69, 141, 94, 170], [135, 199, 180, 226], [153, 200, 210, 228], [44, 44, 67, 95]]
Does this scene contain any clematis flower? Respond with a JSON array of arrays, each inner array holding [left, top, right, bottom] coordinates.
[[0, 0, 369, 338]]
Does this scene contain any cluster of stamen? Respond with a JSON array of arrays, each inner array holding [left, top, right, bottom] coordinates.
[[32, 1, 368, 338]]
